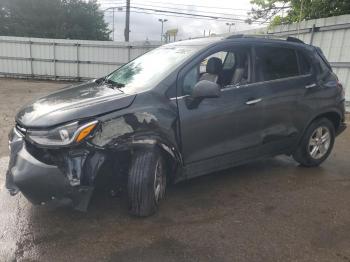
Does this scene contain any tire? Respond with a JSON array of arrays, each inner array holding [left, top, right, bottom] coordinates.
[[127, 148, 166, 217], [293, 118, 335, 167]]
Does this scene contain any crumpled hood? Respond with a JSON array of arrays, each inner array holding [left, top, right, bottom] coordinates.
[[16, 81, 136, 128]]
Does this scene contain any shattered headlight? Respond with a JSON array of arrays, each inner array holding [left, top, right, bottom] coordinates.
[[26, 120, 98, 146]]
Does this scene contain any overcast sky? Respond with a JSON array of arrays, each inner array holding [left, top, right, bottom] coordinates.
[[98, 0, 262, 42]]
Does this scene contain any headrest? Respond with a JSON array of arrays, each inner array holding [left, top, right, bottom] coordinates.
[[206, 57, 222, 74]]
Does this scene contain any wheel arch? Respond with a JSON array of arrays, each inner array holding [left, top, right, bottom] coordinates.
[[115, 136, 182, 182], [297, 109, 341, 149], [311, 111, 341, 131], [293, 110, 339, 166]]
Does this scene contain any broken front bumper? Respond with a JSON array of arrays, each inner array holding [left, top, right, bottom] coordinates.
[[5, 128, 96, 211]]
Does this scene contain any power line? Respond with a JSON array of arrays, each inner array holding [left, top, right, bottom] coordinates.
[[129, 3, 250, 19], [100, 0, 288, 19], [103, 4, 249, 20], [250, 4, 290, 24], [127, 10, 242, 22], [135, 0, 251, 11], [98, 0, 251, 12], [99, 1, 269, 23], [104, 8, 251, 23], [129, 6, 261, 23], [98, 0, 256, 20], [140, 0, 251, 11]]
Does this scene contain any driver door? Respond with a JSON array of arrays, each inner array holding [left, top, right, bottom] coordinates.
[[177, 45, 265, 178]]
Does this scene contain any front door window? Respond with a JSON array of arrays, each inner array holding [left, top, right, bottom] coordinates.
[[182, 48, 250, 95]]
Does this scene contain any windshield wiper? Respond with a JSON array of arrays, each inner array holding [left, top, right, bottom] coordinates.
[[98, 77, 125, 90], [105, 78, 125, 87]]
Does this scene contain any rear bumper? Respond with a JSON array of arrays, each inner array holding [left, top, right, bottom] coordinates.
[[6, 129, 94, 211]]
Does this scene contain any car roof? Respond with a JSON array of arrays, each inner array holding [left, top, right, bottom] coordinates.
[[164, 36, 224, 47], [165, 34, 314, 52]]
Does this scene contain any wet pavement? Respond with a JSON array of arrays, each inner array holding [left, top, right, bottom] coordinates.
[[1, 78, 350, 262]]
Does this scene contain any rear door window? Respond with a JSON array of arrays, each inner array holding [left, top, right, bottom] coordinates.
[[255, 46, 299, 82]]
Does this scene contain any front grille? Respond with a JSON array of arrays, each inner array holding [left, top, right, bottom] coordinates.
[[25, 141, 56, 165], [15, 123, 27, 136]]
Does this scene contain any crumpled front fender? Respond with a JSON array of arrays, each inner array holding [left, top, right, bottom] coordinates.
[[90, 111, 183, 166]]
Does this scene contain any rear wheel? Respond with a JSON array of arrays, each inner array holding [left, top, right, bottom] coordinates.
[[127, 148, 166, 217], [293, 118, 335, 167]]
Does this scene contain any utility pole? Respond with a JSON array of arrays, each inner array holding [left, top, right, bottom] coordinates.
[[124, 0, 130, 42], [226, 22, 235, 33], [297, 0, 305, 37], [112, 8, 115, 41], [158, 19, 168, 43]]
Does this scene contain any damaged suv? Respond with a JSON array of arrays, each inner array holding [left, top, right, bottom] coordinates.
[[6, 35, 346, 216]]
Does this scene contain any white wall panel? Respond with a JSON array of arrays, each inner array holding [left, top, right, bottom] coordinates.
[[56, 63, 77, 78], [33, 61, 53, 76], [0, 36, 159, 80], [56, 45, 77, 61], [32, 43, 53, 60], [0, 42, 28, 58]]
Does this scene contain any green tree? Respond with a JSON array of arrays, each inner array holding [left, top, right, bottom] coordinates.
[[0, 0, 111, 40], [248, 0, 350, 25]]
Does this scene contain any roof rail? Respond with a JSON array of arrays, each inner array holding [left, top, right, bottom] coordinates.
[[225, 34, 304, 44]]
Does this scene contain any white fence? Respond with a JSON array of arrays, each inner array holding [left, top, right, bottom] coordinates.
[[0, 36, 159, 80]]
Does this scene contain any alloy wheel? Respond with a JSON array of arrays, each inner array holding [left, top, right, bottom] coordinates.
[[308, 126, 331, 159]]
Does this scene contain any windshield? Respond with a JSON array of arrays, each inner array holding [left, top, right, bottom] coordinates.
[[106, 45, 201, 93]]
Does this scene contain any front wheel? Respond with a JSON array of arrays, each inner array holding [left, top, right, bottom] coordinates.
[[293, 118, 335, 167], [127, 148, 166, 217]]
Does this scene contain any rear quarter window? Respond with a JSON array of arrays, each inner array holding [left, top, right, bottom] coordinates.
[[315, 53, 331, 74], [297, 51, 312, 75]]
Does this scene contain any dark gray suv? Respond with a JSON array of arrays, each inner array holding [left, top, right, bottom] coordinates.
[[6, 35, 347, 216]]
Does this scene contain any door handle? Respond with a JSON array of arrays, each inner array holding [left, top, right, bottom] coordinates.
[[245, 98, 262, 105], [305, 83, 317, 89]]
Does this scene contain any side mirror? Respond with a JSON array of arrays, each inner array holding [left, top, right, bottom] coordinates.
[[191, 80, 220, 99]]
